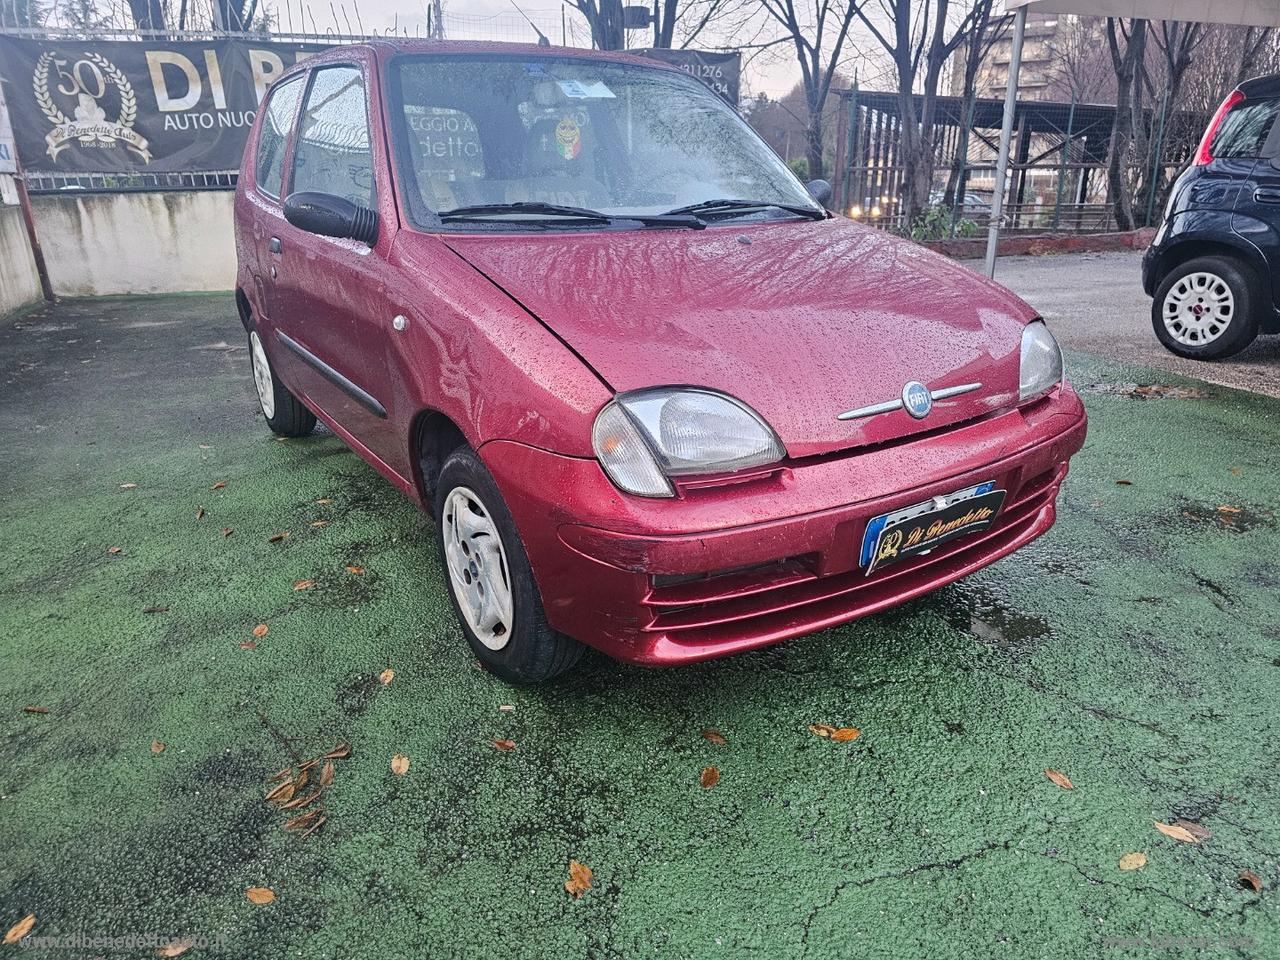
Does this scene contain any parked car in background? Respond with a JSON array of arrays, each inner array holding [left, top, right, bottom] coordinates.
[[928, 190, 992, 215], [1143, 74, 1280, 359], [234, 40, 1087, 682]]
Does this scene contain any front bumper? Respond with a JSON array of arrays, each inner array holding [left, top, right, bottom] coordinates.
[[482, 386, 1087, 665]]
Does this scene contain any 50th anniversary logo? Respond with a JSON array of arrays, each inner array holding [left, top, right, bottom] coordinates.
[[0, 37, 324, 173]]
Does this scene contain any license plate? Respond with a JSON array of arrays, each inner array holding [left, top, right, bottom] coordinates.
[[860, 481, 1006, 575]]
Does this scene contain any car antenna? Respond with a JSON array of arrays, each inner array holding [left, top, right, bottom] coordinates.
[[507, 0, 551, 45]]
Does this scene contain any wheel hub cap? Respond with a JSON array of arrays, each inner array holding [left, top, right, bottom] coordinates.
[[442, 486, 514, 650], [250, 331, 275, 420], [1163, 272, 1233, 346]]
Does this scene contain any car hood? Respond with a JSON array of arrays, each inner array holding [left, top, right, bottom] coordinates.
[[444, 217, 1036, 458]]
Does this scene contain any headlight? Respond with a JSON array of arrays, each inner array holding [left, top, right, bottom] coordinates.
[[592, 388, 785, 498], [1019, 321, 1064, 402]]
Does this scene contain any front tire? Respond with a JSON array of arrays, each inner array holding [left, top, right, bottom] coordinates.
[[434, 446, 584, 683], [249, 329, 316, 437], [1151, 255, 1261, 360]]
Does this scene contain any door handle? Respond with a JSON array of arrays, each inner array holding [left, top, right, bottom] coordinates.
[[1254, 188, 1280, 204], [268, 236, 282, 254]]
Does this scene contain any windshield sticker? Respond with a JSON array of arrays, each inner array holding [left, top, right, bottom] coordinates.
[[556, 79, 616, 99], [555, 118, 582, 160]]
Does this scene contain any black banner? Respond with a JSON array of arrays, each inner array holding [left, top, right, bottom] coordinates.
[[633, 49, 741, 107], [0, 36, 326, 173]]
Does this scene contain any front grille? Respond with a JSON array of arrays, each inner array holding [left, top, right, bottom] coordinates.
[[642, 466, 1063, 648]]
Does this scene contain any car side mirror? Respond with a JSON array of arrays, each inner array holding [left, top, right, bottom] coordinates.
[[806, 179, 833, 206], [283, 191, 379, 246]]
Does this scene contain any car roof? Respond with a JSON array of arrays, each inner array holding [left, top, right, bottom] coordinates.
[[1239, 74, 1280, 99], [289, 39, 684, 74]]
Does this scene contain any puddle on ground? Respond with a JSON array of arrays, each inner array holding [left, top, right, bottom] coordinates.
[[336, 672, 383, 717], [940, 584, 1053, 657], [1082, 382, 1210, 400], [1178, 500, 1275, 533]]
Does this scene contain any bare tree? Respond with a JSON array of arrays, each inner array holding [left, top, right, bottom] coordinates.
[[757, 0, 863, 182], [1104, 17, 1147, 231], [942, 4, 1011, 209], [855, 0, 997, 224], [1045, 15, 1115, 103]]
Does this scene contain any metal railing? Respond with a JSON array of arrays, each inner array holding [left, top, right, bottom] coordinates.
[[24, 170, 239, 193]]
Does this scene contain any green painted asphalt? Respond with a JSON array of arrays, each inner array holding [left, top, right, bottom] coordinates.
[[1, 295, 1278, 959]]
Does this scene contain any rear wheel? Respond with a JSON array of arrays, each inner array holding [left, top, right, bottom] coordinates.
[[249, 330, 315, 437], [1152, 255, 1261, 360], [434, 446, 584, 683]]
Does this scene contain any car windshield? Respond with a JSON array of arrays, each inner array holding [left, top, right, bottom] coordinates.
[[387, 53, 821, 227]]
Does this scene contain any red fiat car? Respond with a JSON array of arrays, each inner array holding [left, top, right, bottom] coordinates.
[[234, 41, 1087, 682]]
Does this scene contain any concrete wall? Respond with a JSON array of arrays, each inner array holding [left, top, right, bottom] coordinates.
[[31, 190, 235, 297], [1, 204, 42, 318]]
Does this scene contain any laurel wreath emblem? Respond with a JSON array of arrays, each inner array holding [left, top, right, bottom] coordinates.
[[32, 49, 138, 128], [33, 51, 69, 126]]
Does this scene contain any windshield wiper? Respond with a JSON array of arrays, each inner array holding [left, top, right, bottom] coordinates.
[[437, 202, 704, 229], [662, 198, 826, 221]]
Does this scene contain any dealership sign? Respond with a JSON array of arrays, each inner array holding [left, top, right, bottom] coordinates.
[[0, 37, 325, 173]]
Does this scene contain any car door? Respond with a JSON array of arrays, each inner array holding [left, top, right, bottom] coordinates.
[[244, 73, 305, 328], [1227, 93, 1280, 311], [275, 60, 405, 470]]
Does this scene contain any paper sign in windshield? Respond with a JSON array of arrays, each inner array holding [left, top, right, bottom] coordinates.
[[557, 79, 615, 99]]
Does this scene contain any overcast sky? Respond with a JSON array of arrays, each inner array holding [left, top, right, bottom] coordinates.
[[277, 0, 845, 98]]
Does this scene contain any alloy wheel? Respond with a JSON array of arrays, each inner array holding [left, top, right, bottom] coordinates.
[[442, 485, 514, 650]]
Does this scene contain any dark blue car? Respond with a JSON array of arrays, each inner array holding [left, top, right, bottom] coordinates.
[[1143, 75, 1280, 359]]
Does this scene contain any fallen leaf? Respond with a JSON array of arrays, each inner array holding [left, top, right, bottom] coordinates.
[[283, 808, 322, 831], [830, 727, 861, 742], [266, 765, 293, 783], [498, 704, 516, 713], [279, 788, 323, 811], [701, 729, 728, 745], [108, 546, 123, 555], [155, 935, 195, 957], [809, 724, 835, 738], [391, 754, 410, 775], [310, 520, 328, 528], [268, 532, 289, 543], [1045, 768, 1074, 790], [1218, 505, 1242, 515], [151, 740, 166, 754], [222, 527, 234, 537], [199, 444, 212, 449], [345, 565, 364, 575], [1240, 869, 1263, 893], [245, 887, 275, 905], [210, 481, 226, 490], [492, 739, 516, 751], [315, 497, 332, 505], [319, 760, 335, 787], [378, 668, 395, 685], [4, 914, 36, 944], [119, 482, 138, 490], [22, 706, 48, 714], [252, 624, 269, 638], [1154, 821, 1201, 843], [293, 579, 315, 591], [298, 814, 327, 840], [565, 860, 592, 898], [195, 506, 205, 520], [293, 768, 309, 791], [1230, 467, 1243, 477], [1173, 819, 1213, 841], [240, 641, 256, 650], [264, 780, 296, 804], [323, 742, 351, 759], [143, 605, 170, 614], [1118, 852, 1147, 871], [298, 758, 320, 772], [1115, 479, 1133, 486], [700, 765, 720, 789]]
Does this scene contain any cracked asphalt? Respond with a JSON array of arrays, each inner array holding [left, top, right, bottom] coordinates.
[[2, 288, 1279, 958]]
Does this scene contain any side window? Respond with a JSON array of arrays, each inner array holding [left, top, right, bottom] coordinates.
[[291, 66, 375, 207], [255, 76, 304, 199], [1212, 99, 1280, 160]]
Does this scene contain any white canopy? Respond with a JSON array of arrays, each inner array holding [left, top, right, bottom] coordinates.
[[1005, 0, 1280, 28], [983, 0, 1280, 276]]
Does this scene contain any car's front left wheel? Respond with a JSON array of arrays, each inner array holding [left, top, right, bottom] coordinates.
[[434, 446, 584, 683], [249, 329, 316, 437]]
